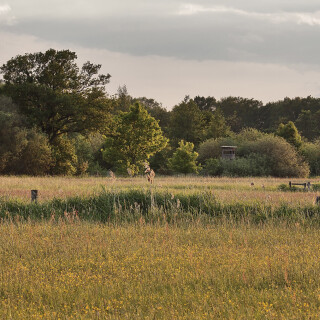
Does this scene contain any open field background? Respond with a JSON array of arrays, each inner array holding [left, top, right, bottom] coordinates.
[[1, 176, 320, 207], [1, 176, 320, 319], [1, 220, 320, 319]]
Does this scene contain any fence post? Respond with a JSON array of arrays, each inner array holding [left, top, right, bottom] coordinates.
[[31, 190, 38, 203]]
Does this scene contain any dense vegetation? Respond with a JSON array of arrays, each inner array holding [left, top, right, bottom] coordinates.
[[1, 49, 320, 177], [3, 220, 320, 319]]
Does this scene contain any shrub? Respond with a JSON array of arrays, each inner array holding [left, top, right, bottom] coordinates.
[[198, 129, 310, 178], [197, 137, 236, 164], [221, 153, 271, 177], [255, 135, 309, 177], [201, 158, 223, 176], [0, 128, 54, 175], [301, 140, 320, 176], [51, 136, 78, 175], [169, 140, 200, 174], [13, 129, 54, 175]]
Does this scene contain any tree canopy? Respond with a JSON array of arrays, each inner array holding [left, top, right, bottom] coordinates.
[[102, 103, 168, 174], [0, 48, 112, 142], [169, 140, 200, 174]]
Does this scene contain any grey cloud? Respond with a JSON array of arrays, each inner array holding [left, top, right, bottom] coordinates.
[[3, 0, 320, 68], [5, 11, 320, 66]]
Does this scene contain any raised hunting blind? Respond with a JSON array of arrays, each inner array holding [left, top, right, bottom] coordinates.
[[221, 146, 237, 160]]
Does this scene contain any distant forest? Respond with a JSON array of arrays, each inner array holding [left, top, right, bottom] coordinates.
[[0, 49, 319, 177]]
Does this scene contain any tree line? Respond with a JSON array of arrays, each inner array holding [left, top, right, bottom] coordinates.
[[0, 48, 319, 177]]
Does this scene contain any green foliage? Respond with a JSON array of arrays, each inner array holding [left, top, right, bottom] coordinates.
[[197, 137, 236, 164], [169, 140, 200, 174], [205, 108, 230, 140], [198, 129, 309, 177], [112, 85, 132, 113], [254, 135, 308, 177], [201, 158, 223, 176], [135, 97, 170, 136], [0, 128, 54, 175], [0, 49, 112, 142], [12, 129, 54, 175], [300, 140, 320, 176], [295, 110, 317, 140], [148, 145, 173, 175], [221, 154, 271, 177], [102, 103, 168, 175], [202, 154, 270, 177], [0, 97, 53, 175], [51, 136, 78, 175], [193, 95, 217, 112], [278, 183, 320, 192], [276, 121, 302, 148], [218, 96, 263, 131], [169, 99, 204, 146]]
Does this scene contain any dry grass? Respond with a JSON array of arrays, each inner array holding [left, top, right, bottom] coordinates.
[[1, 176, 320, 319], [0, 220, 320, 319], [0, 176, 319, 208]]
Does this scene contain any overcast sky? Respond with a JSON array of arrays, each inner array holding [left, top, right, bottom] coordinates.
[[1, 0, 320, 108]]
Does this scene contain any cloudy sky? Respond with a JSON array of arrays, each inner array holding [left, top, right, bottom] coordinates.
[[1, 0, 320, 108]]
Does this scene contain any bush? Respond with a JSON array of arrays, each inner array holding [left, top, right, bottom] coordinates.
[[197, 137, 236, 164], [198, 129, 310, 178], [169, 140, 200, 174], [51, 136, 78, 175], [13, 129, 54, 175], [0, 127, 54, 175], [301, 140, 320, 176], [222, 153, 271, 177], [201, 158, 223, 176], [255, 135, 309, 177]]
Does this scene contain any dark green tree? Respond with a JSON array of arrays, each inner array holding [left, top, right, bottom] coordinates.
[[193, 95, 217, 112], [134, 96, 170, 135], [296, 110, 317, 141], [111, 85, 132, 113], [218, 96, 262, 131], [0, 48, 112, 143], [0, 97, 54, 175], [205, 108, 230, 139], [169, 99, 204, 147], [102, 103, 168, 175]]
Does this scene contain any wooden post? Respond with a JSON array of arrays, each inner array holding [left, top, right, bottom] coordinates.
[[31, 190, 38, 203], [289, 181, 292, 189]]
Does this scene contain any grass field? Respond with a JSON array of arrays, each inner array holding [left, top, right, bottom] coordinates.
[[1, 220, 320, 319], [1, 176, 320, 319], [0, 175, 319, 207]]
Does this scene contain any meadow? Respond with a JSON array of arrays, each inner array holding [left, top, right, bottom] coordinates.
[[1, 176, 320, 319]]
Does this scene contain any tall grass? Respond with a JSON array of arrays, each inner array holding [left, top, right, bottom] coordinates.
[[0, 220, 320, 319], [1, 188, 320, 225], [1, 176, 320, 318]]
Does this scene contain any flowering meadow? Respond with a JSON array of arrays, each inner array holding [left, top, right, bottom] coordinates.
[[0, 176, 320, 319]]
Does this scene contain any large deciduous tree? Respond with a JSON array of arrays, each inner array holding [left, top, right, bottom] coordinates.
[[102, 103, 168, 175], [0, 49, 112, 143], [169, 99, 205, 147]]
